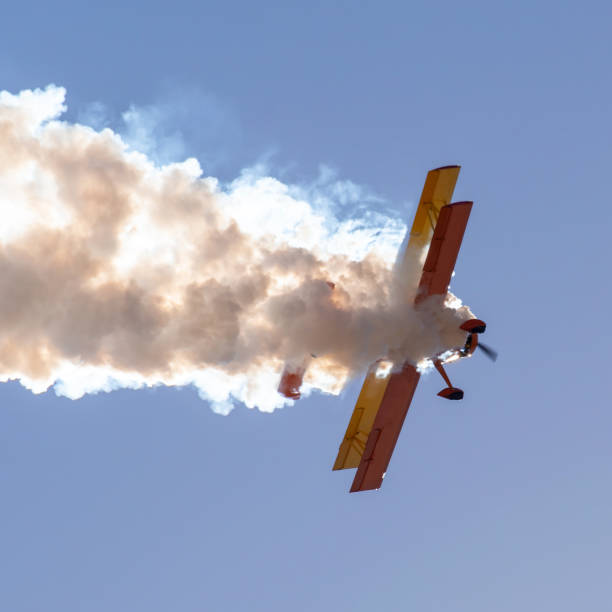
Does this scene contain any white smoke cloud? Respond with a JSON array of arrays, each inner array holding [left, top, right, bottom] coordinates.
[[0, 85, 473, 413]]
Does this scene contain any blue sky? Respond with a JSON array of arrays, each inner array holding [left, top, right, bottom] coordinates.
[[2, 1, 612, 611]]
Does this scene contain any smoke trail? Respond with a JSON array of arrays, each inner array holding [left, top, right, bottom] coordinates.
[[0, 85, 472, 413]]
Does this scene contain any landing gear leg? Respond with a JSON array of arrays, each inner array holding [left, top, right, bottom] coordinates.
[[434, 359, 464, 400]]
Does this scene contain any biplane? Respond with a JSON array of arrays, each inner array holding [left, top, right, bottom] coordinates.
[[278, 166, 495, 492]]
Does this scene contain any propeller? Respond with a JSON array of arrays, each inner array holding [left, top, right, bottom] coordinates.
[[477, 342, 498, 362]]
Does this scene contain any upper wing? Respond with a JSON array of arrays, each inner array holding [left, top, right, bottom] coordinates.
[[333, 363, 391, 470], [332, 166, 460, 473], [404, 165, 461, 253]]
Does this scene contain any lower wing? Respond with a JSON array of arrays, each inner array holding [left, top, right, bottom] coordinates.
[[350, 364, 420, 492]]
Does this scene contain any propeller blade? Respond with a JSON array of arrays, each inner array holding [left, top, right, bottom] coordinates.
[[478, 342, 498, 362]]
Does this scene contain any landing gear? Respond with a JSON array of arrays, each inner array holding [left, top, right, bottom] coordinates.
[[433, 359, 464, 401], [437, 387, 464, 400], [431, 318, 488, 400]]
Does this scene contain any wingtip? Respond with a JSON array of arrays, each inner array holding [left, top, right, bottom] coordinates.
[[432, 164, 461, 171]]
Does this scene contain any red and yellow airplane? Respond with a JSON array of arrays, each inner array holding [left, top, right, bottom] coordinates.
[[278, 166, 495, 492]]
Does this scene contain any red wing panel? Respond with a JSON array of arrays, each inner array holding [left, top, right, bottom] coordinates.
[[416, 201, 473, 302], [350, 364, 420, 492]]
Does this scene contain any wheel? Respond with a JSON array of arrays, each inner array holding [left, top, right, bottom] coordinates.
[[437, 387, 464, 400]]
